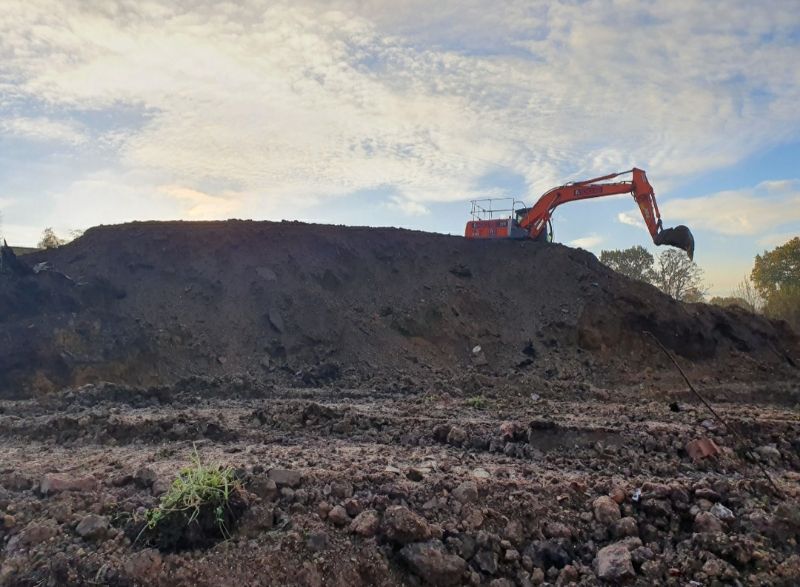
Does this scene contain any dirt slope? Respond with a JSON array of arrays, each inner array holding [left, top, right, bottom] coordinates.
[[1, 220, 797, 397], [1, 221, 799, 586]]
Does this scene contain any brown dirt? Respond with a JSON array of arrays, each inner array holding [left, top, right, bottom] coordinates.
[[2, 220, 797, 397], [0, 221, 798, 586]]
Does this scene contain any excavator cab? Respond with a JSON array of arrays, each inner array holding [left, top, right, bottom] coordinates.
[[654, 225, 695, 260], [465, 198, 530, 239]]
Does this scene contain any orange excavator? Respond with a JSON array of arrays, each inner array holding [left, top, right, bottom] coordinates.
[[464, 168, 695, 259]]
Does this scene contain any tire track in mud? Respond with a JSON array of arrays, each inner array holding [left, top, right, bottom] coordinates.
[[1, 393, 796, 487]]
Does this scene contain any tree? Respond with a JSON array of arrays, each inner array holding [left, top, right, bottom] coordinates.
[[599, 245, 656, 284], [709, 296, 750, 309], [752, 237, 800, 299], [682, 287, 706, 303], [732, 275, 762, 313], [38, 227, 66, 249], [752, 237, 800, 331], [653, 249, 705, 301]]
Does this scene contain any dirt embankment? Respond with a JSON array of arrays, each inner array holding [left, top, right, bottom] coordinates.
[[1, 221, 799, 586], [1, 220, 797, 397]]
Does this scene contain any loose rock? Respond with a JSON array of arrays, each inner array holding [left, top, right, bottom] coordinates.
[[381, 505, 430, 545], [40, 474, 98, 495], [595, 542, 635, 582], [594, 495, 621, 525], [447, 427, 468, 447], [327, 505, 350, 527], [400, 540, 467, 586], [452, 480, 479, 504], [350, 509, 381, 537], [694, 511, 724, 534], [76, 514, 109, 540], [268, 469, 302, 488]]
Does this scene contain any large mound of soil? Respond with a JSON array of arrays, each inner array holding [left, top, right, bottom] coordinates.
[[1, 220, 797, 397]]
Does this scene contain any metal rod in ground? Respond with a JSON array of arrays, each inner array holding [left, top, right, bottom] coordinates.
[[643, 331, 783, 497]]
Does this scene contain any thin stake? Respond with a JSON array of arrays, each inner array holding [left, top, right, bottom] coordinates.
[[644, 331, 782, 497]]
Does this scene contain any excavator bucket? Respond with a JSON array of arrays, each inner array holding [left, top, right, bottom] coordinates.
[[654, 225, 695, 260]]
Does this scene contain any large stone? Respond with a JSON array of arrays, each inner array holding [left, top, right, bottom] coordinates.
[[694, 511, 724, 534], [268, 469, 302, 488], [593, 495, 621, 525], [503, 520, 525, 546], [474, 549, 498, 574], [595, 542, 635, 582], [330, 480, 354, 499], [381, 505, 431, 545], [350, 509, 380, 537], [76, 514, 109, 540], [452, 481, 479, 504], [40, 474, 98, 495], [447, 427, 468, 447], [686, 438, 720, 460], [433, 424, 452, 443], [710, 503, 735, 523], [249, 477, 278, 500], [543, 522, 572, 539], [400, 540, 466, 586], [327, 505, 350, 527], [612, 516, 639, 538]]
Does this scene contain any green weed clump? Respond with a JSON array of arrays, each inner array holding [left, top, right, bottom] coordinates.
[[137, 449, 245, 550], [465, 395, 487, 409]]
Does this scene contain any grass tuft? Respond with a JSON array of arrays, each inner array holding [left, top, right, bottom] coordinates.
[[139, 447, 243, 547]]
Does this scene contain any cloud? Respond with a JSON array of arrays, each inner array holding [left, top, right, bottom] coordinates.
[[661, 180, 800, 236], [386, 196, 430, 216], [0, 222, 43, 246], [159, 185, 242, 220], [568, 234, 603, 249], [0, 0, 799, 218], [0, 116, 86, 145], [757, 232, 798, 249], [617, 211, 644, 229]]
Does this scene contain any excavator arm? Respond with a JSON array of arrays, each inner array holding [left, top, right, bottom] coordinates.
[[516, 168, 694, 259]]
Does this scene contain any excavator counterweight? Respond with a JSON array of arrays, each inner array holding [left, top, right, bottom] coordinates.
[[464, 168, 695, 259]]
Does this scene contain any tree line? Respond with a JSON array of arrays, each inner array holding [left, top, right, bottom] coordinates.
[[599, 237, 799, 332]]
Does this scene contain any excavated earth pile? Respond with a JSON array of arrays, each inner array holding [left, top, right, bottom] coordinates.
[[1, 220, 797, 397], [0, 220, 799, 586]]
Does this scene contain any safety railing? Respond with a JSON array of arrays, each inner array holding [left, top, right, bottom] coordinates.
[[469, 198, 528, 221]]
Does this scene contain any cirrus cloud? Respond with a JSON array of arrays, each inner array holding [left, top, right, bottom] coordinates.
[[0, 0, 798, 220], [660, 180, 800, 236]]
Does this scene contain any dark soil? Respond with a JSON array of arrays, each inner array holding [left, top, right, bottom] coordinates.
[[130, 488, 249, 552], [2, 221, 797, 398], [0, 221, 798, 586]]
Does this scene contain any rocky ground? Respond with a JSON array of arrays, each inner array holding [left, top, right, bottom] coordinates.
[[1, 222, 798, 585], [0, 378, 798, 586]]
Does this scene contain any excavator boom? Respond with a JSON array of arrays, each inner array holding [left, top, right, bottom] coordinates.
[[465, 168, 695, 259]]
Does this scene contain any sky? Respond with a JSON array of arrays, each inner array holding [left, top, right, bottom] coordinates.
[[1, 0, 799, 296]]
